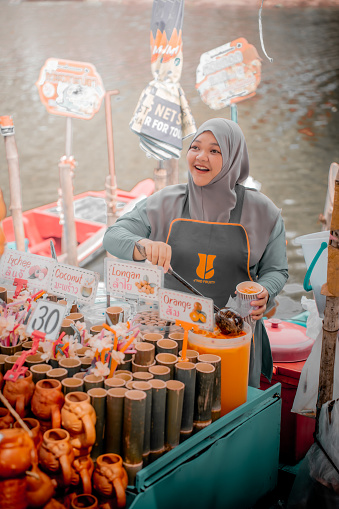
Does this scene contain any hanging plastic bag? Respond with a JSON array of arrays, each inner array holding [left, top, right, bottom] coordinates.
[[291, 297, 339, 416]]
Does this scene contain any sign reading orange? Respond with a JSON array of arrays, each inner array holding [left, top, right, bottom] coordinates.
[[36, 58, 105, 120]]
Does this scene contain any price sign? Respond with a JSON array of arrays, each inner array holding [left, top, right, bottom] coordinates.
[[26, 301, 67, 340], [105, 258, 163, 301], [158, 288, 214, 331]]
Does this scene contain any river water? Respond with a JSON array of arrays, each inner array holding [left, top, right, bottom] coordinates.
[[0, 1, 339, 318]]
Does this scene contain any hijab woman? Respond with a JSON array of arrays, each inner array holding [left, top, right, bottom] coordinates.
[[103, 118, 288, 387]]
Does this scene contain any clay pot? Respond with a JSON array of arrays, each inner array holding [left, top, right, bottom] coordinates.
[[26, 462, 57, 508], [71, 494, 98, 509], [61, 392, 96, 456], [14, 418, 42, 452], [38, 428, 75, 488], [3, 370, 35, 418], [31, 379, 65, 431], [0, 407, 14, 429], [92, 453, 128, 508], [73, 455, 94, 495], [0, 428, 34, 479]]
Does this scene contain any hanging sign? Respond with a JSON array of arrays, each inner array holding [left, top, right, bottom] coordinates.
[[26, 301, 67, 341], [158, 288, 214, 331], [36, 58, 105, 120], [49, 263, 99, 305], [105, 258, 163, 301], [0, 248, 56, 291], [196, 37, 262, 110]]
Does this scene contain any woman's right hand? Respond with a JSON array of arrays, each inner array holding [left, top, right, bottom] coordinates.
[[133, 239, 172, 273]]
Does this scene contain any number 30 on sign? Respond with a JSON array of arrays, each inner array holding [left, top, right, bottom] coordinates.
[[26, 301, 67, 340]]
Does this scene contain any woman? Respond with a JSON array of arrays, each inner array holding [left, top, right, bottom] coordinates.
[[103, 118, 288, 387]]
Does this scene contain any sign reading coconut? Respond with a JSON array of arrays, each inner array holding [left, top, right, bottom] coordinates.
[[49, 263, 99, 305], [105, 258, 164, 301], [0, 248, 56, 291], [158, 288, 214, 330], [36, 58, 105, 120], [196, 37, 261, 110]]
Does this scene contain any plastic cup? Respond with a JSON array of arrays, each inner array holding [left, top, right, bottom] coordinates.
[[236, 281, 263, 325]]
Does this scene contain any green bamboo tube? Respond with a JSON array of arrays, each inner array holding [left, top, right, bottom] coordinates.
[[132, 381, 152, 466], [58, 358, 81, 377], [115, 369, 133, 376], [174, 361, 196, 437], [125, 381, 135, 390], [104, 377, 125, 390], [149, 379, 166, 462], [80, 357, 93, 371], [194, 362, 215, 431], [156, 353, 178, 379], [142, 333, 164, 346], [4, 355, 19, 373], [132, 359, 155, 373], [122, 389, 146, 485], [165, 380, 185, 450], [148, 365, 171, 382], [118, 352, 133, 371], [46, 367, 68, 382], [61, 377, 84, 394], [198, 353, 222, 421], [132, 371, 153, 382], [179, 349, 199, 363], [168, 332, 184, 353], [25, 353, 44, 368], [156, 339, 178, 356], [0, 286, 7, 303], [114, 372, 133, 383], [134, 342, 155, 366], [90, 325, 105, 336], [30, 364, 52, 384], [105, 387, 128, 455], [74, 372, 87, 380], [84, 374, 104, 392], [0, 354, 7, 375], [88, 387, 107, 460]]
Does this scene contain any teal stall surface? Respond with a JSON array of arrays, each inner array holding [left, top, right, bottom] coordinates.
[[127, 384, 281, 509]]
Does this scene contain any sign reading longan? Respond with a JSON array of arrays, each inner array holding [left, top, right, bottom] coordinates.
[[158, 288, 214, 330], [104, 258, 164, 301]]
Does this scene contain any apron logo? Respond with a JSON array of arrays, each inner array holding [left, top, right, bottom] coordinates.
[[196, 253, 216, 280]]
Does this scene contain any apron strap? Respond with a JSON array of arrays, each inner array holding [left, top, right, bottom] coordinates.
[[181, 184, 246, 222]]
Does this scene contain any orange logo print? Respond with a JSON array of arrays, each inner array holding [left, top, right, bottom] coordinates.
[[196, 254, 216, 280]]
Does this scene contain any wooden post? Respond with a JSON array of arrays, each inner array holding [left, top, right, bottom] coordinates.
[[104, 90, 119, 228], [59, 157, 78, 266], [0, 188, 6, 256]]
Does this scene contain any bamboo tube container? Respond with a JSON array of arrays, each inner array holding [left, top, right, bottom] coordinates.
[[132, 359, 155, 373], [149, 379, 166, 462], [118, 352, 133, 371], [168, 332, 184, 352], [198, 353, 222, 421], [194, 362, 215, 432], [0, 286, 8, 303], [80, 357, 93, 371], [132, 371, 154, 382], [142, 333, 164, 346], [62, 377, 84, 395], [179, 349, 199, 363], [29, 364, 52, 384], [88, 387, 107, 460], [74, 372, 87, 380], [0, 354, 7, 375], [58, 358, 81, 377], [175, 361, 196, 439], [125, 381, 135, 390], [156, 339, 178, 356], [115, 372, 133, 383], [134, 342, 155, 366], [122, 390, 147, 486], [46, 368, 68, 382], [105, 377, 126, 390], [165, 380, 185, 450], [156, 353, 178, 379], [132, 381, 152, 466], [148, 365, 171, 382], [84, 374, 104, 392], [105, 387, 128, 455]]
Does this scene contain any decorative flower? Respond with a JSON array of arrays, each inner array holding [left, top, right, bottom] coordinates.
[[92, 361, 110, 378], [111, 350, 125, 364], [40, 341, 54, 362]]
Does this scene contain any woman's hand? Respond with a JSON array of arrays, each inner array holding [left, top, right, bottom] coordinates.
[[250, 287, 269, 321], [133, 239, 172, 273]]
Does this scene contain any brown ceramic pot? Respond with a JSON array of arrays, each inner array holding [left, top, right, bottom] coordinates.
[[61, 392, 96, 456], [38, 428, 75, 488], [3, 370, 35, 418], [0, 428, 34, 478], [0, 407, 14, 429], [73, 455, 94, 495], [71, 494, 98, 509], [14, 417, 42, 452], [31, 379, 65, 431], [26, 462, 57, 508], [92, 453, 128, 508]]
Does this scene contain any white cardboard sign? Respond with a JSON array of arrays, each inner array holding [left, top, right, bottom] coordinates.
[[26, 301, 67, 340], [0, 248, 56, 291], [158, 288, 214, 331], [49, 263, 99, 305], [105, 258, 164, 301]]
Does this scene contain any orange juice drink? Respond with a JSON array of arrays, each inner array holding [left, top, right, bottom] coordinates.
[[188, 322, 252, 416]]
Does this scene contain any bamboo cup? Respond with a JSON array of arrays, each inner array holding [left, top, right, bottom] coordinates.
[[25, 354, 44, 368], [62, 377, 84, 395], [80, 357, 93, 371], [132, 371, 154, 382], [0, 286, 8, 303], [134, 342, 155, 366], [58, 358, 81, 377], [106, 306, 124, 325], [118, 352, 133, 371], [105, 377, 126, 390], [60, 318, 75, 336], [132, 381, 152, 466], [125, 381, 135, 390], [73, 372, 87, 380], [142, 333, 164, 347], [175, 361, 197, 439], [66, 313, 84, 323], [30, 364, 52, 384], [156, 339, 178, 356], [194, 362, 215, 432], [132, 359, 155, 373], [156, 353, 178, 379], [114, 372, 133, 383], [149, 379, 167, 462], [46, 368, 68, 382], [22, 341, 35, 351], [198, 353, 222, 421], [122, 390, 146, 486], [88, 387, 107, 460], [1, 342, 23, 356], [0, 354, 7, 374], [84, 374, 104, 392], [148, 365, 171, 382], [4, 355, 19, 373], [165, 380, 185, 450], [90, 325, 105, 336], [168, 332, 184, 352], [179, 349, 199, 363], [105, 387, 128, 455]]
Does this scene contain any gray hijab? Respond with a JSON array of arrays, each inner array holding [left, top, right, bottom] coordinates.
[[146, 118, 280, 266]]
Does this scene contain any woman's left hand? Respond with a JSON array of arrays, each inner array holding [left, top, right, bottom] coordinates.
[[250, 287, 269, 321]]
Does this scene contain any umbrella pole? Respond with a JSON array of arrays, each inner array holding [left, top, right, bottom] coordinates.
[[0, 116, 26, 252], [105, 90, 119, 228], [164, 158, 179, 186], [315, 169, 339, 435]]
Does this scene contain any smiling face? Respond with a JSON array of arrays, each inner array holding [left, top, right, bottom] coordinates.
[[187, 131, 223, 187]]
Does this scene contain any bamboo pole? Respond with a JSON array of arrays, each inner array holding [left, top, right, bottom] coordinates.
[[122, 389, 146, 485], [59, 156, 78, 266], [193, 362, 215, 432], [132, 381, 152, 466], [104, 90, 119, 228], [175, 362, 196, 437], [149, 379, 166, 462], [165, 380, 184, 450], [88, 387, 107, 460], [316, 169, 339, 435], [198, 353, 222, 422], [105, 387, 128, 455]]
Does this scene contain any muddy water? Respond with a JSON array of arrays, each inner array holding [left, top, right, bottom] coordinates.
[[0, 2, 338, 317]]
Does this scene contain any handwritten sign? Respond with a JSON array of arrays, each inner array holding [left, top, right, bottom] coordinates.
[[105, 258, 163, 301], [49, 263, 99, 305], [158, 288, 214, 331], [26, 301, 67, 340], [36, 58, 105, 120], [196, 37, 261, 110], [0, 248, 56, 291]]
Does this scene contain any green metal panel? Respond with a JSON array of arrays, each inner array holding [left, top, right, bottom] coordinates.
[[127, 385, 281, 509]]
